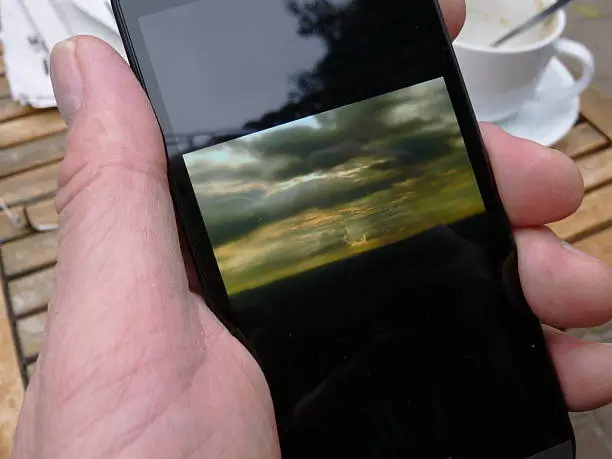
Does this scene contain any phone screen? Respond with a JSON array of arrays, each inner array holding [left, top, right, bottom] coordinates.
[[115, 0, 574, 457]]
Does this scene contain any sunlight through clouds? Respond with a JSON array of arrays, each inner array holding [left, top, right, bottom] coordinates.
[[184, 78, 484, 295]]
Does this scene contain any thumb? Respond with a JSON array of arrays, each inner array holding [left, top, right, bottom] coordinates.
[[42, 36, 209, 387]]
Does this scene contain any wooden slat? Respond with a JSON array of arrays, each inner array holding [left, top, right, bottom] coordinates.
[[0, 77, 10, 99], [0, 261, 24, 458], [16, 312, 47, 358], [575, 227, 612, 267], [549, 184, 612, 241], [576, 148, 612, 191], [554, 122, 609, 158], [0, 99, 37, 123], [0, 133, 65, 179], [25, 199, 58, 230], [0, 206, 29, 243], [0, 162, 60, 208], [9, 267, 55, 317], [1, 231, 58, 277], [581, 87, 612, 139], [0, 110, 66, 149]]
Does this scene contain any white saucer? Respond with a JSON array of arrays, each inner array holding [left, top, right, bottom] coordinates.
[[494, 58, 579, 147]]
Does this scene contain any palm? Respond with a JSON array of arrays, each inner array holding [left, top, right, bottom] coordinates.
[[17, 289, 278, 459]]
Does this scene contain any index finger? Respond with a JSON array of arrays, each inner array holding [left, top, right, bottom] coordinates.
[[481, 124, 584, 227], [439, 0, 466, 38]]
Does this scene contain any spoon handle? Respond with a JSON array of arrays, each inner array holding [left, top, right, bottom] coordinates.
[[491, 0, 574, 47]]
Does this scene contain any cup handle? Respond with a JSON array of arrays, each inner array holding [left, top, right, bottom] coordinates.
[[535, 38, 595, 101]]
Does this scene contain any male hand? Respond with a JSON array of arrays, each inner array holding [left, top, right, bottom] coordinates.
[[13, 1, 612, 458]]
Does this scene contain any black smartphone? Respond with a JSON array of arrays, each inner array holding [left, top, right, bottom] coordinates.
[[111, 1, 575, 457]]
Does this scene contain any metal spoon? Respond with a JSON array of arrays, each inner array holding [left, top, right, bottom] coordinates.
[[491, 0, 575, 47]]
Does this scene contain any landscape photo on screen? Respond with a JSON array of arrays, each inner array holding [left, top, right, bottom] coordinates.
[[184, 77, 486, 297]]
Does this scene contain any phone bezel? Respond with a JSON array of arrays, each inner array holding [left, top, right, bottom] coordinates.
[[110, 1, 575, 456]]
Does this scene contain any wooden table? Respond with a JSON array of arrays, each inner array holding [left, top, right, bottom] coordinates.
[[0, 53, 66, 454], [1, 77, 612, 457]]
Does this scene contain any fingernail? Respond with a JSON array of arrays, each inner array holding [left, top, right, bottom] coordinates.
[[561, 241, 602, 263], [51, 40, 82, 125]]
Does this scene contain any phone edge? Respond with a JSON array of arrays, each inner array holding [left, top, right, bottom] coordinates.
[[429, 1, 576, 457]]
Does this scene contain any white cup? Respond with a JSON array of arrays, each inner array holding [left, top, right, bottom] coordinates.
[[453, 0, 595, 123]]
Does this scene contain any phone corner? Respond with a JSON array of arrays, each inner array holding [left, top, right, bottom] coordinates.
[[528, 439, 576, 459]]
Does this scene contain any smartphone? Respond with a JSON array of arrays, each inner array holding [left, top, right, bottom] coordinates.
[[111, 1, 575, 457]]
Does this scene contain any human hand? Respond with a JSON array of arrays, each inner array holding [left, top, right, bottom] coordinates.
[[12, 1, 612, 457]]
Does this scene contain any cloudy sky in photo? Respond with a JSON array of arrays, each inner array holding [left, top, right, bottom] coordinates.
[[184, 78, 484, 294]]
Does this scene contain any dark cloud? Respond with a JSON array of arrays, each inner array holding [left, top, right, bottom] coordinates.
[[196, 157, 408, 246], [231, 117, 454, 183], [194, 124, 462, 245], [187, 162, 262, 185], [186, 78, 464, 246]]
